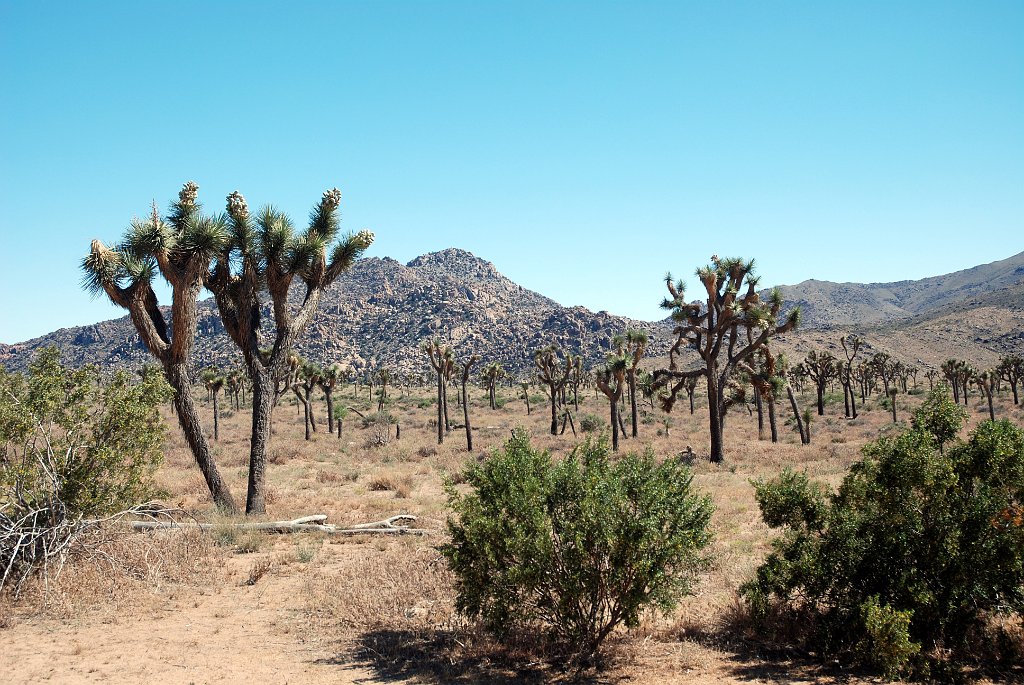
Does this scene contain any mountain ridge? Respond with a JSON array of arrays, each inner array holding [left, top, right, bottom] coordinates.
[[1, 248, 1021, 377]]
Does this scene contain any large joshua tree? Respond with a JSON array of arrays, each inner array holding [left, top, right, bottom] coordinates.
[[82, 182, 237, 512], [210, 187, 373, 514], [654, 257, 799, 463]]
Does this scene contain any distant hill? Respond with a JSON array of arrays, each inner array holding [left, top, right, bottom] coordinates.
[[0, 249, 672, 377], [1, 248, 1021, 378], [775, 251, 1024, 329]]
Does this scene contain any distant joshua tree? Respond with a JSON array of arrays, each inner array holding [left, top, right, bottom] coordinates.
[[211, 187, 373, 514], [595, 353, 628, 451], [201, 367, 226, 442], [292, 361, 321, 441], [423, 339, 452, 444], [317, 363, 346, 433], [83, 182, 237, 512], [838, 335, 862, 419], [740, 346, 783, 443], [654, 257, 799, 463], [481, 362, 504, 409], [458, 354, 480, 451], [997, 355, 1022, 405], [976, 369, 998, 422], [803, 350, 838, 417], [618, 330, 648, 438], [534, 344, 573, 436]]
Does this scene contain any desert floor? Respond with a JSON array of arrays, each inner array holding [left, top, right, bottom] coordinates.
[[3, 381, 1022, 684]]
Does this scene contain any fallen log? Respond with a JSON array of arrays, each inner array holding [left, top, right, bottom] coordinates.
[[131, 514, 430, 535]]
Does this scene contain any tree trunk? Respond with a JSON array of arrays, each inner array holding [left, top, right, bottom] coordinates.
[[816, 382, 825, 416], [628, 371, 638, 438], [688, 388, 695, 414], [754, 390, 764, 440], [435, 373, 444, 445], [442, 381, 451, 432], [548, 385, 558, 435], [787, 385, 808, 445], [246, 363, 273, 515], [610, 400, 619, 452], [462, 379, 473, 452], [489, 384, 496, 410], [212, 391, 220, 441], [166, 364, 237, 512], [767, 394, 779, 443], [707, 372, 724, 463], [325, 388, 335, 434]]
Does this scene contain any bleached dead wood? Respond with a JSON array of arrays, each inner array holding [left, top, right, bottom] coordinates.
[[130, 513, 429, 535]]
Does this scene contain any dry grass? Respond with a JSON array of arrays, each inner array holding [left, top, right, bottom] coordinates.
[[5, 382, 1022, 683]]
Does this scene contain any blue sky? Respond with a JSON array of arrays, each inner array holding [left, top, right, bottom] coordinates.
[[1, 1, 1021, 344]]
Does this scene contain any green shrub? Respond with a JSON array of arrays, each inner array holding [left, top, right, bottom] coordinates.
[[1, 348, 172, 591], [742, 387, 1024, 677], [0, 348, 171, 517], [858, 596, 921, 679], [579, 412, 605, 433], [443, 431, 713, 657]]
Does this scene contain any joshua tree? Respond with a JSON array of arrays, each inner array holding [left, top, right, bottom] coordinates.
[[423, 339, 451, 445], [925, 368, 940, 391], [682, 376, 699, 414], [739, 346, 783, 443], [458, 354, 480, 451], [534, 344, 573, 436], [803, 350, 838, 417], [619, 330, 649, 438], [375, 367, 392, 412], [82, 182, 237, 512], [226, 368, 246, 410], [869, 352, 896, 396], [997, 355, 1022, 405], [594, 353, 628, 451], [635, 369, 656, 409], [317, 363, 346, 434], [977, 369, 998, 422], [520, 381, 532, 415], [782, 356, 811, 445], [201, 368, 226, 442], [481, 362, 504, 410], [654, 257, 799, 463], [568, 355, 584, 413], [210, 186, 373, 514], [838, 335, 861, 418], [292, 361, 321, 441]]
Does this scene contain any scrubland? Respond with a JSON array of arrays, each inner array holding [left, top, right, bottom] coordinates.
[[2, 383, 1022, 684]]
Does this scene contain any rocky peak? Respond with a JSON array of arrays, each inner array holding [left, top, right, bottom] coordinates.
[[406, 248, 500, 280]]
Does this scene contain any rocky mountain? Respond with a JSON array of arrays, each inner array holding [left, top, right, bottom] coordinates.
[[0, 249, 672, 377], [775, 251, 1024, 329], [2, 248, 1021, 380]]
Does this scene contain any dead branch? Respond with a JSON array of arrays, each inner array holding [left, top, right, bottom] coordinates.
[[130, 513, 430, 535]]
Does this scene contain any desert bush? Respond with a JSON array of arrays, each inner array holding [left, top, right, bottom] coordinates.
[[1, 348, 171, 593], [742, 387, 1024, 678], [578, 412, 604, 433], [443, 431, 713, 658]]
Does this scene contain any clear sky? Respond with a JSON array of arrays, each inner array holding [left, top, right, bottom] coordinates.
[[1, 1, 1021, 344]]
